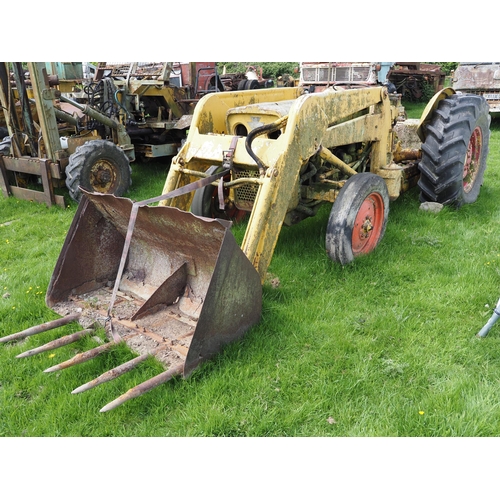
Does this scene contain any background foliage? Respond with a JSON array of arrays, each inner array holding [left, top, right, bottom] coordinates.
[[217, 62, 459, 80], [217, 62, 299, 79], [427, 62, 459, 74]]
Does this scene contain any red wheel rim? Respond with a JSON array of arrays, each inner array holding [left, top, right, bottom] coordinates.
[[351, 192, 385, 256], [463, 126, 482, 193]]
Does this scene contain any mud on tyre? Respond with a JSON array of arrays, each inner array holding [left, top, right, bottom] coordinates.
[[326, 173, 389, 265], [65, 139, 132, 203], [418, 93, 490, 208]]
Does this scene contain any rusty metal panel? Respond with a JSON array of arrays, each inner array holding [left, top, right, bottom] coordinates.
[[0, 155, 65, 207], [0, 155, 11, 197], [8, 186, 65, 208], [453, 63, 500, 113], [454, 63, 500, 91], [0, 156, 61, 177], [66, 133, 101, 154]]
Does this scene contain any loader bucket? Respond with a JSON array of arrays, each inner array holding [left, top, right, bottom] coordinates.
[[2, 191, 262, 411]]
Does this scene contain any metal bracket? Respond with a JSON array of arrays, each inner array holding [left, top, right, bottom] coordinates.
[[42, 88, 61, 100]]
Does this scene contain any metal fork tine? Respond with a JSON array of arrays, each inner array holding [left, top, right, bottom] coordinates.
[[44, 341, 118, 373], [72, 353, 150, 394], [100, 364, 183, 412], [16, 329, 93, 358], [0, 313, 81, 343]]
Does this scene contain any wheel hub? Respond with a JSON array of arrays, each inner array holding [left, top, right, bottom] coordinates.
[[360, 218, 373, 238], [352, 193, 384, 255], [90, 159, 119, 193]]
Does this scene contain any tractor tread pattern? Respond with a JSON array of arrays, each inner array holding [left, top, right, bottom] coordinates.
[[417, 93, 490, 207], [65, 139, 132, 203]]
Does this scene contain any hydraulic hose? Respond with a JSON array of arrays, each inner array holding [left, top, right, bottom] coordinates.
[[114, 89, 138, 125], [245, 115, 287, 176]]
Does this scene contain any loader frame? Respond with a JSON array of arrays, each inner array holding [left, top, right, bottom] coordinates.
[[161, 85, 414, 281], [0, 62, 213, 206]]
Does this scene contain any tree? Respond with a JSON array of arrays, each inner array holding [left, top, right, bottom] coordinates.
[[217, 62, 299, 80], [426, 62, 459, 74]]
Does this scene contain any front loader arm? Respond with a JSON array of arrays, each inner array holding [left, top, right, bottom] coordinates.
[[162, 85, 396, 283], [241, 86, 395, 281]]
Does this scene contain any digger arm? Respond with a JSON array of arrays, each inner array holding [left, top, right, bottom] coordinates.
[[59, 94, 118, 130]]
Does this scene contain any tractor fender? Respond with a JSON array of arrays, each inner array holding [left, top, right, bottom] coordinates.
[[416, 87, 456, 142]]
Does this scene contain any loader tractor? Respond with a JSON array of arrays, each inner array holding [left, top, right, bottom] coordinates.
[[0, 84, 490, 412]]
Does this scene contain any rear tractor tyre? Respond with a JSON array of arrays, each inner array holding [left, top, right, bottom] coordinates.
[[191, 165, 247, 222], [326, 173, 389, 265], [418, 93, 490, 208], [65, 139, 132, 203]]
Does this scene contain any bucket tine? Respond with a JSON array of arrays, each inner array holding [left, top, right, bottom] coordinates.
[[16, 329, 93, 358], [0, 313, 81, 343], [44, 341, 119, 373], [72, 352, 150, 394], [100, 364, 183, 413]]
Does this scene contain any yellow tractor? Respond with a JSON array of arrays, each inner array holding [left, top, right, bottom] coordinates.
[[159, 85, 489, 274], [0, 84, 490, 412]]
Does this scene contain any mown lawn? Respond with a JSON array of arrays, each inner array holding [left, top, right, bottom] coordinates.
[[1, 105, 500, 441]]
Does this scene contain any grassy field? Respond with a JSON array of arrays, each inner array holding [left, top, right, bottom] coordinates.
[[1, 104, 500, 441]]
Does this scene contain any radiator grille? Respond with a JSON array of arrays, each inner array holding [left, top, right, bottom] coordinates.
[[233, 170, 260, 210], [302, 68, 317, 82]]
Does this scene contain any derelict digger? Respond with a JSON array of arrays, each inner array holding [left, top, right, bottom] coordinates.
[[0, 82, 490, 412]]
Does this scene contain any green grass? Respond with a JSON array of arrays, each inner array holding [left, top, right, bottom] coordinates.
[[2, 114, 500, 438], [404, 100, 430, 119]]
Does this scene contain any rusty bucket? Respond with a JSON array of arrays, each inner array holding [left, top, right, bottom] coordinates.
[[1, 191, 262, 411]]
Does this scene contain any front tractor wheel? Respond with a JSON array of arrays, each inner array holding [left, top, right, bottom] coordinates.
[[65, 140, 132, 203], [418, 93, 490, 208], [326, 173, 389, 265], [191, 165, 247, 222]]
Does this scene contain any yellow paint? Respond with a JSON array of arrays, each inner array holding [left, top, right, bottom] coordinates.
[[161, 85, 415, 282]]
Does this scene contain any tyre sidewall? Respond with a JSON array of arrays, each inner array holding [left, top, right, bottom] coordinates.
[[418, 94, 490, 207], [191, 165, 223, 218]]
